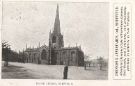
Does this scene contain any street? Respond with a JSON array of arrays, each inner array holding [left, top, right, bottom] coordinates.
[[2, 62, 108, 80]]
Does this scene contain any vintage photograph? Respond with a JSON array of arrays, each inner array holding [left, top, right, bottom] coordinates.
[[2, 2, 109, 80]]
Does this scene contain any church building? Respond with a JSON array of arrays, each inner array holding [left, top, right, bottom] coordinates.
[[24, 5, 84, 66]]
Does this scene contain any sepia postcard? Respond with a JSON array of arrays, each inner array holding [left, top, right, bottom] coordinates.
[[0, 0, 135, 86]]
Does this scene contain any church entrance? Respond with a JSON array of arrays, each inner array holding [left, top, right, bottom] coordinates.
[[51, 51, 57, 65]]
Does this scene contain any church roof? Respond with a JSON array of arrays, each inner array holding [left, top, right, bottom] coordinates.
[[25, 45, 48, 52]]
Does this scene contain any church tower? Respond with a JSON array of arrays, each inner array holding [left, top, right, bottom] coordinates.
[[49, 5, 64, 49], [49, 5, 64, 65]]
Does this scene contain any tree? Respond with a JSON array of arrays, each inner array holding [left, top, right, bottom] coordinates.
[[9, 50, 19, 62], [97, 57, 104, 70], [2, 40, 11, 66]]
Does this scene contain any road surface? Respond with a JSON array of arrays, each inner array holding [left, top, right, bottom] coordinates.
[[2, 62, 108, 80]]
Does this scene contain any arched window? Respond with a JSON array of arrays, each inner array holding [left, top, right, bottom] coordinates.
[[41, 49, 47, 60], [71, 51, 75, 61], [52, 36, 56, 43], [62, 52, 66, 65], [63, 52, 66, 58], [33, 53, 36, 62]]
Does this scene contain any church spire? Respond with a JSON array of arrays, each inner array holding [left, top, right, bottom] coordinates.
[[53, 4, 61, 34]]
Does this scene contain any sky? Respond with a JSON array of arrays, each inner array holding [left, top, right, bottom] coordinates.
[[2, 2, 109, 58]]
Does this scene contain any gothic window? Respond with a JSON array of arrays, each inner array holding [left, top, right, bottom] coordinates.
[[56, 52, 59, 57], [41, 49, 47, 60], [71, 51, 75, 61], [34, 53, 36, 62], [29, 53, 31, 62], [55, 52, 58, 62], [32, 55, 33, 62], [63, 52, 66, 58], [62, 52, 66, 64], [52, 36, 56, 43]]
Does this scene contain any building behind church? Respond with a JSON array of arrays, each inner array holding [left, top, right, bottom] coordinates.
[[23, 5, 84, 66]]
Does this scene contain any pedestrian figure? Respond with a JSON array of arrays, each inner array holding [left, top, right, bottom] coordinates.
[[63, 65, 68, 79]]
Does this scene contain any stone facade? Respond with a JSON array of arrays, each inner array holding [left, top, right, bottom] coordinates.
[[24, 5, 84, 66]]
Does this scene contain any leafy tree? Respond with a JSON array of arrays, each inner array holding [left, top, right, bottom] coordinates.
[[9, 50, 19, 62], [2, 40, 11, 66], [97, 57, 104, 70]]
